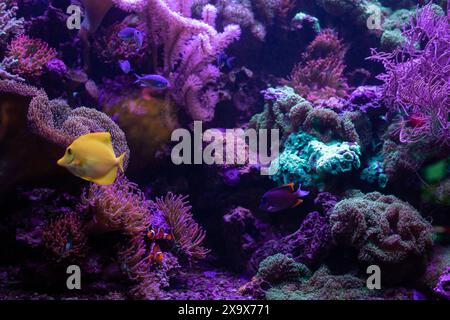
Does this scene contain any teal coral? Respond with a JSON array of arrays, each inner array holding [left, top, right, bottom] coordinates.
[[360, 156, 388, 188], [270, 132, 361, 188]]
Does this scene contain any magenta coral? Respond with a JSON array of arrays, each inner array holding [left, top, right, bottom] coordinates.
[[370, 4, 450, 145], [5, 35, 57, 77], [287, 29, 350, 105]]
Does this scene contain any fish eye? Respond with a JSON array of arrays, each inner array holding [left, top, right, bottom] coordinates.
[[67, 148, 72, 155]]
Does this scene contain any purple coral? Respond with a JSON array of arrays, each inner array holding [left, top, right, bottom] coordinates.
[[370, 4, 450, 145], [434, 267, 450, 300], [249, 211, 331, 271], [143, 0, 241, 121]]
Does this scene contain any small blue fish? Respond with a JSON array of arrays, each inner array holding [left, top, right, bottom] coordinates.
[[217, 52, 235, 70], [134, 74, 170, 90], [118, 27, 145, 49], [260, 183, 310, 213], [118, 60, 131, 74]]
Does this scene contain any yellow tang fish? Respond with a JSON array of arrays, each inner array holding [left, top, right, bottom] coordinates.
[[57, 132, 125, 185]]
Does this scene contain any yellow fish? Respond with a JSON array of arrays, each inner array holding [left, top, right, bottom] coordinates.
[[57, 132, 125, 185]]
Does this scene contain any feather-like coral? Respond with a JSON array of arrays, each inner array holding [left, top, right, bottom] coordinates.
[[154, 192, 209, 261]]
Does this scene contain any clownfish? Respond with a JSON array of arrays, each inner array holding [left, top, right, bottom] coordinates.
[[147, 227, 173, 241], [149, 242, 164, 264], [259, 183, 310, 213]]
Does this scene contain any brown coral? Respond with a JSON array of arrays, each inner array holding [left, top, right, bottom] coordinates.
[[330, 191, 433, 283], [42, 212, 87, 263], [155, 193, 209, 261]]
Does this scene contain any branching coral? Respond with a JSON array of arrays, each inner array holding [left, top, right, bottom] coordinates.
[[330, 191, 433, 282], [370, 3, 450, 145], [154, 192, 209, 261], [3, 35, 57, 78], [0, 0, 24, 50], [270, 132, 361, 189], [286, 29, 350, 105], [0, 80, 130, 168], [133, 0, 241, 122], [42, 212, 87, 263]]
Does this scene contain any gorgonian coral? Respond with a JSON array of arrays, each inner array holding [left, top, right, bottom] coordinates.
[[286, 29, 350, 105], [0, 0, 24, 50], [3, 35, 57, 78], [119, 0, 241, 122], [42, 212, 87, 263], [330, 191, 433, 283], [370, 4, 450, 145], [154, 192, 209, 261]]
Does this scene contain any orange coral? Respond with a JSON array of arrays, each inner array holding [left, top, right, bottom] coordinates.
[[42, 212, 87, 263]]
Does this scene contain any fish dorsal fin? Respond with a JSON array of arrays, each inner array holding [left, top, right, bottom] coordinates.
[[273, 183, 295, 192], [91, 166, 118, 186], [291, 199, 303, 208], [79, 132, 113, 148]]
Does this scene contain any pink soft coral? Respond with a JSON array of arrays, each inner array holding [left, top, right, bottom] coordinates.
[[5, 35, 57, 77]]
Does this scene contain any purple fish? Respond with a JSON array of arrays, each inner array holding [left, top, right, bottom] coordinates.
[[259, 183, 310, 213], [134, 74, 170, 90], [118, 60, 131, 74], [118, 27, 144, 49], [118, 27, 136, 41]]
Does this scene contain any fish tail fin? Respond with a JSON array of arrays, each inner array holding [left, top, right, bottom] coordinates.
[[117, 153, 126, 172], [295, 184, 310, 198]]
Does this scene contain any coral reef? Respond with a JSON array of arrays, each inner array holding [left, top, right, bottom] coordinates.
[[286, 29, 350, 106], [42, 212, 88, 263], [249, 211, 331, 272], [3, 35, 57, 78], [270, 132, 361, 189], [153, 192, 209, 261], [370, 4, 450, 145], [0, 0, 24, 51], [330, 191, 433, 283]]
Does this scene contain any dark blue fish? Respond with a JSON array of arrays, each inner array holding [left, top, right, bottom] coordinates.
[[118, 27, 145, 49], [118, 27, 136, 41], [118, 60, 131, 74], [259, 183, 310, 213], [217, 52, 235, 70], [134, 74, 170, 90]]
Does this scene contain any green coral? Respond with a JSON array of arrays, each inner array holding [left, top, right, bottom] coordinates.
[[270, 132, 361, 189], [266, 266, 378, 300], [249, 86, 313, 142], [330, 191, 433, 283], [360, 157, 388, 188], [257, 254, 312, 284]]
